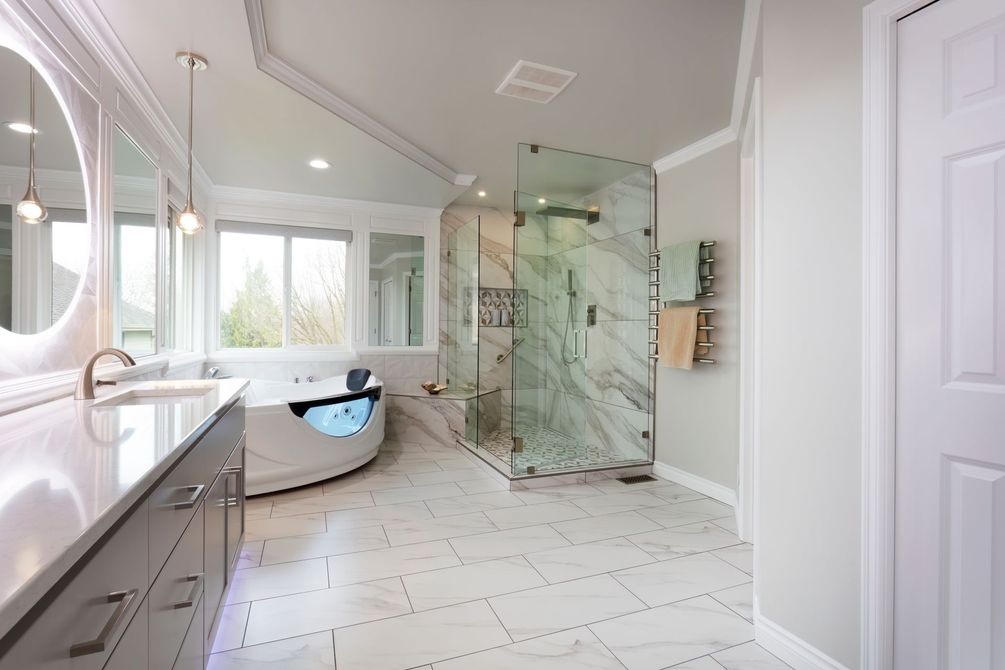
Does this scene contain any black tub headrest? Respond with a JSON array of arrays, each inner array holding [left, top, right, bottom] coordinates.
[[346, 368, 372, 391]]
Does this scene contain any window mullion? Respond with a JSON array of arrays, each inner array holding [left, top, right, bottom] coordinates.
[[283, 235, 292, 348]]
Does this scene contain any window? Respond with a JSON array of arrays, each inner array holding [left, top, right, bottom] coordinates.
[[166, 206, 196, 351], [112, 128, 158, 355], [217, 221, 351, 349]]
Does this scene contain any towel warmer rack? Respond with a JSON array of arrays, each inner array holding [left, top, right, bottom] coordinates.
[[647, 241, 716, 364]]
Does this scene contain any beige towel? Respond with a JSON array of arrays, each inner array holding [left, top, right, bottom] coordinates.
[[657, 307, 707, 369]]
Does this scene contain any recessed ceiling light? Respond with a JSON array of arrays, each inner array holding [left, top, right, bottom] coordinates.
[[477, 190, 486, 197], [309, 158, 330, 169], [5, 121, 36, 134], [538, 198, 546, 204]]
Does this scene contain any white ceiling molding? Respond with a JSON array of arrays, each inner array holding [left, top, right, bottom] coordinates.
[[55, 0, 214, 198], [244, 0, 476, 188], [653, 0, 761, 174], [213, 184, 443, 223]]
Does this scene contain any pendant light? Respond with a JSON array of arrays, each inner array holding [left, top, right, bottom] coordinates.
[[16, 65, 46, 225], [175, 51, 208, 234]]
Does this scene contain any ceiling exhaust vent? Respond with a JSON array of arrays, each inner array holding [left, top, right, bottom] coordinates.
[[495, 60, 577, 104]]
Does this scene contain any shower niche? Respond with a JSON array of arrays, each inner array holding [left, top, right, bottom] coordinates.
[[443, 144, 654, 478]]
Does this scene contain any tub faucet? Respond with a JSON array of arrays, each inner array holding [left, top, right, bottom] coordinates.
[[75, 348, 137, 400]]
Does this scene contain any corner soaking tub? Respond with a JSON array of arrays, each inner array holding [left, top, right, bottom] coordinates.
[[244, 374, 384, 494]]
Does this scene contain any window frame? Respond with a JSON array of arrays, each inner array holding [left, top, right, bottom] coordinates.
[[214, 221, 353, 352]]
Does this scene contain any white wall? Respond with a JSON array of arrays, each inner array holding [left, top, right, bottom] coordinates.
[[757, 0, 867, 666], [654, 141, 740, 489]]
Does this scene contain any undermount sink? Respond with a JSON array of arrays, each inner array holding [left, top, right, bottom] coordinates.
[[91, 381, 217, 407]]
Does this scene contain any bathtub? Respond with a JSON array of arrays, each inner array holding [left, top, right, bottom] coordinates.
[[244, 373, 385, 495]]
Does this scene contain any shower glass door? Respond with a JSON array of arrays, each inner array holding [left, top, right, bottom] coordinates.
[[512, 143, 653, 476]]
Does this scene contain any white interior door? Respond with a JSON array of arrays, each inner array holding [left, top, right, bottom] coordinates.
[[896, 1, 1005, 668]]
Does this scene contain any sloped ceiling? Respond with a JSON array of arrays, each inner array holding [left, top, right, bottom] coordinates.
[[91, 0, 744, 209]]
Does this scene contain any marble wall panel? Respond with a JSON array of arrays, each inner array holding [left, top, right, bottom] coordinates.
[[584, 321, 649, 412], [385, 394, 465, 445]]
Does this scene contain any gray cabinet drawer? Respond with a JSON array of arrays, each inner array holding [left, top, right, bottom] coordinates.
[[149, 403, 244, 577], [103, 596, 148, 670], [171, 596, 204, 670], [149, 507, 204, 670], [0, 506, 149, 670]]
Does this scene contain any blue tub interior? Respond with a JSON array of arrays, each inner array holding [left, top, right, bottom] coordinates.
[[289, 389, 379, 438]]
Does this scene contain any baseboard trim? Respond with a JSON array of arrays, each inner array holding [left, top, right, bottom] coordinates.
[[652, 461, 737, 506], [755, 614, 852, 670]]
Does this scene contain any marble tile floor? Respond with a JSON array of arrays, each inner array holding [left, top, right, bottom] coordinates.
[[213, 439, 788, 670], [475, 426, 630, 474]]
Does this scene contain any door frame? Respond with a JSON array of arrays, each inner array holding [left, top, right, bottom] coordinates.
[[737, 76, 763, 546], [861, 1, 939, 668]]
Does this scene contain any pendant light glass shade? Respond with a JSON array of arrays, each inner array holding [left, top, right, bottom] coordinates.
[[175, 52, 207, 234], [17, 65, 46, 225]]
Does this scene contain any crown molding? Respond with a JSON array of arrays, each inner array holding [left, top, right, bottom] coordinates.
[[653, 0, 761, 174], [212, 184, 444, 221], [244, 0, 476, 188], [55, 0, 214, 198]]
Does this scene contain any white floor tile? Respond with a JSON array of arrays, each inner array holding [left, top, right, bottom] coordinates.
[[246, 500, 273, 520], [382, 512, 497, 546], [243, 577, 412, 646], [627, 522, 742, 560], [372, 483, 465, 505], [270, 492, 373, 518], [525, 537, 655, 583], [612, 553, 751, 607], [572, 491, 669, 516], [261, 525, 388, 565], [424, 491, 526, 517], [365, 460, 443, 476], [245, 513, 327, 542], [207, 631, 335, 669], [432, 457, 483, 470], [403, 555, 546, 611], [645, 483, 707, 504], [489, 574, 646, 641], [326, 540, 461, 587], [550, 510, 662, 544], [406, 467, 483, 487], [236, 540, 264, 570], [323, 473, 413, 495], [639, 499, 735, 529], [457, 478, 508, 494], [324, 501, 432, 530], [512, 484, 604, 505], [711, 582, 754, 621], [588, 477, 673, 494], [667, 657, 723, 669], [484, 500, 589, 529], [450, 525, 571, 563], [257, 483, 324, 503], [432, 627, 625, 670], [713, 642, 791, 669], [211, 602, 250, 653], [227, 557, 329, 604], [712, 543, 754, 575], [712, 515, 740, 534], [590, 595, 753, 670], [332, 600, 511, 670]]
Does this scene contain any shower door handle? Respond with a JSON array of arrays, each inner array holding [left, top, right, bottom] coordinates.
[[572, 330, 588, 359]]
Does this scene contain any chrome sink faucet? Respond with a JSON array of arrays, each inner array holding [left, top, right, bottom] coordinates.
[[74, 348, 137, 400]]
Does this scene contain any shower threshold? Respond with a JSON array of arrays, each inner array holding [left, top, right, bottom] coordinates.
[[459, 427, 650, 480]]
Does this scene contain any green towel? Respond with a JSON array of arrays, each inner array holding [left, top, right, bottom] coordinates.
[[660, 240, 702, 302]]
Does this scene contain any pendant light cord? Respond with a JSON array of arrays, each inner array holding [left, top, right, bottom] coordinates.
[[186, 56, 194, 208], [28, 65, 36, 190]]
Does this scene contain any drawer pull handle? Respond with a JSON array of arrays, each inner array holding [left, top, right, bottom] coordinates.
[[69, 588, 138, 657], [170, 484, 205, 510], [172, 573, 204, 610]]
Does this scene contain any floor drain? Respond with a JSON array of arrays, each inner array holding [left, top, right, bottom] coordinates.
[[616, 475, 657, 485]]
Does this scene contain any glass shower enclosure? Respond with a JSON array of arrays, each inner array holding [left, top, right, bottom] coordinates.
[[443, 144, 654, 478]]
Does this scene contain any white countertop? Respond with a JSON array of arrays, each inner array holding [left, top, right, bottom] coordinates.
[[0, 377, 249, 642]]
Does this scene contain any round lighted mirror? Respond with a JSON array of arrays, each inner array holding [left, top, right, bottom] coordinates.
[[0, 45, 88, 335]]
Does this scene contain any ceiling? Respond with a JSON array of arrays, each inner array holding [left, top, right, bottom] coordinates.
[[92, 0, 744, 210]]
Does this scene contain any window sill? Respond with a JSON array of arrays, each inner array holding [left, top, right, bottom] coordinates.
[[207, 349, 359, 363]]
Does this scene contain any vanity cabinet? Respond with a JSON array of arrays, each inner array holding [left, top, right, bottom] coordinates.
[[0, 399, 245, 670]]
